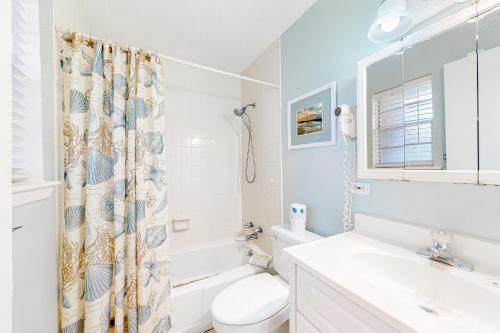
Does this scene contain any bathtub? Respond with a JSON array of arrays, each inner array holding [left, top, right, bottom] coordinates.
[[170, 240, 265, 333]]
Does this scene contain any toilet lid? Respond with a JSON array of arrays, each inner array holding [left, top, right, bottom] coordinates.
[[211, 273, 289, 325]]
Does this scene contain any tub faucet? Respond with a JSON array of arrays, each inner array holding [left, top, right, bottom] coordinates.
[[245, 227, 263, 241], [416, 229, 474, 272]]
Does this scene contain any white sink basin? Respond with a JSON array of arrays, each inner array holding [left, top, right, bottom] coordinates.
[[349, 253, 500, 332], [285, 222, 500, 333]]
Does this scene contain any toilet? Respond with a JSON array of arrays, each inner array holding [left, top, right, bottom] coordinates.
[[211, 224, 322, 333]]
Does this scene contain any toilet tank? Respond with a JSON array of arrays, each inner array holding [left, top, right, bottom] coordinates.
[[271, 224, 322, 281]]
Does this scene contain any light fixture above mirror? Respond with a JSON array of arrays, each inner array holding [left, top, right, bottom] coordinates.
[[368, 0, 415, 43]]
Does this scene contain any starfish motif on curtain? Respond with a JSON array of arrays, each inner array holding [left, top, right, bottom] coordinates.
[[145, 160, 165, 191], [142, 251, 168, 287]]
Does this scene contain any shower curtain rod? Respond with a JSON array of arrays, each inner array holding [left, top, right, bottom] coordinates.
[[54, 25, 280, 89]]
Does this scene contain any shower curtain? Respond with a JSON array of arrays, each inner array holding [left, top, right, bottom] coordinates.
[[59, 33, 171, 333]]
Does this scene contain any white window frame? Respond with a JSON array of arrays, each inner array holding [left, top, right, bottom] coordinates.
[[372, 75, 436, 169], [12, 0, 44, 181], [11, 0, 60, 205]]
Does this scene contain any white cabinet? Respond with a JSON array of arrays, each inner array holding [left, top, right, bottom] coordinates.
[[290, 266, 400, 333], [13, 197, 58, 333]]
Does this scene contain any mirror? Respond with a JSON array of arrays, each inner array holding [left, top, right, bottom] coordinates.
[[402, 18, 478, 172], [361, 8, 481, 182], [366, 52, 404, 172], [478, 7, 500, 184]]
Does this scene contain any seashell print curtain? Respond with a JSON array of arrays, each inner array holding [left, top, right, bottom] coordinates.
[[58, 33, 171, 333]]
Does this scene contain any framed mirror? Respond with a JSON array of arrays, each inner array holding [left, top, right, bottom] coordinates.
[[365, 51, 404, 180], [401, 14, 478, 182], [357, 3, 485, 183], [478, 5, 500, 184]]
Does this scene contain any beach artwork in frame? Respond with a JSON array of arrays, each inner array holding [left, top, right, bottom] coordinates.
[[288, 82, 336, 149]]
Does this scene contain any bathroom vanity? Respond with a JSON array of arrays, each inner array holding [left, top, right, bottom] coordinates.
[[284, 214, 500, 333]]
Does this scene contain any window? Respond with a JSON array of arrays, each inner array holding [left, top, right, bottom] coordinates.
[[372, 75, 434, 168], [12, 0, 44, 182]]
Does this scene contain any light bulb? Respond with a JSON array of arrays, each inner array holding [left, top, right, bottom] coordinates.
[[381, 17, 401, 32]]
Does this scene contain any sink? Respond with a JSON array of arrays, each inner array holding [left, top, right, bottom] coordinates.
[[349, 253, 500, 332], [284, 215, 500, 333]]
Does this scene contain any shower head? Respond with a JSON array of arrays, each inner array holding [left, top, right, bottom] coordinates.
[[233, 103, 256, 117], [235, 103, 257, 183]]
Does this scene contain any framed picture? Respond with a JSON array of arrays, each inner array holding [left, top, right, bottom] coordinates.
[[288, 82, 337, 150]]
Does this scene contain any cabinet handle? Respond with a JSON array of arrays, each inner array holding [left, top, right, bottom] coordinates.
[[12, 226, 23, 232]]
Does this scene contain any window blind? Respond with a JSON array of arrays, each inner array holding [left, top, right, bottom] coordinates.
[[372, 75, 434, 168], [12, 0, 44, 179]]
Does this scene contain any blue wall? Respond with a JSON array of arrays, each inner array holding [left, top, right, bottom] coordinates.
[[281, 0, 500, 241]]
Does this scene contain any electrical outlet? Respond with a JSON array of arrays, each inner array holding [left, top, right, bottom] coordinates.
[[352, 182, 371, 195]]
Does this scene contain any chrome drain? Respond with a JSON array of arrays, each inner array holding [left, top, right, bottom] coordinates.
[[489, 280, 500, 289], [419, 305, 439, 316]]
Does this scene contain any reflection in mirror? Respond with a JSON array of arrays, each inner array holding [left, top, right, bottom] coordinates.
[[402, 18, 478, 171], [478, 6, 500, 182], [366, 53, 404, 169]]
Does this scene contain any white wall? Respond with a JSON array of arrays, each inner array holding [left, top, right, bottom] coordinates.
[[165, 62, 243, 250], [241, 41, 282, 253], [53, 0, 90, 31], [0, 0, 13, 329]]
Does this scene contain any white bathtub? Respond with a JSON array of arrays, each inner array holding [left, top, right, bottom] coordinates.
[[170, 240, 265, 333]]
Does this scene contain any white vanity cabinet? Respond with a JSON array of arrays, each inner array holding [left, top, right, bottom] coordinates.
[[284, 214, 500, 333], [288, 264, 401, 333]]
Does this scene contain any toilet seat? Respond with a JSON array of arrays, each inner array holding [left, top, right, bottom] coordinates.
[[211, 273, 289, 326], [212, 304, 289, 333]]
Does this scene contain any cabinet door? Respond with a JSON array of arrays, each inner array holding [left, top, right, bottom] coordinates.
[[13, 198, 58, 333], [296, 268, 400, 333]]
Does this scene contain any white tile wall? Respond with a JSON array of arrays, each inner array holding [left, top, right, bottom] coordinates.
[[241, 41, 282, 253], [164, 61, 243, 250]]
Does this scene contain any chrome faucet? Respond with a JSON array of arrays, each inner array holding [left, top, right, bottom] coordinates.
[[416, 229, 474, 272], [235, 224, 263, 243], [245, 227, 263, 241]]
